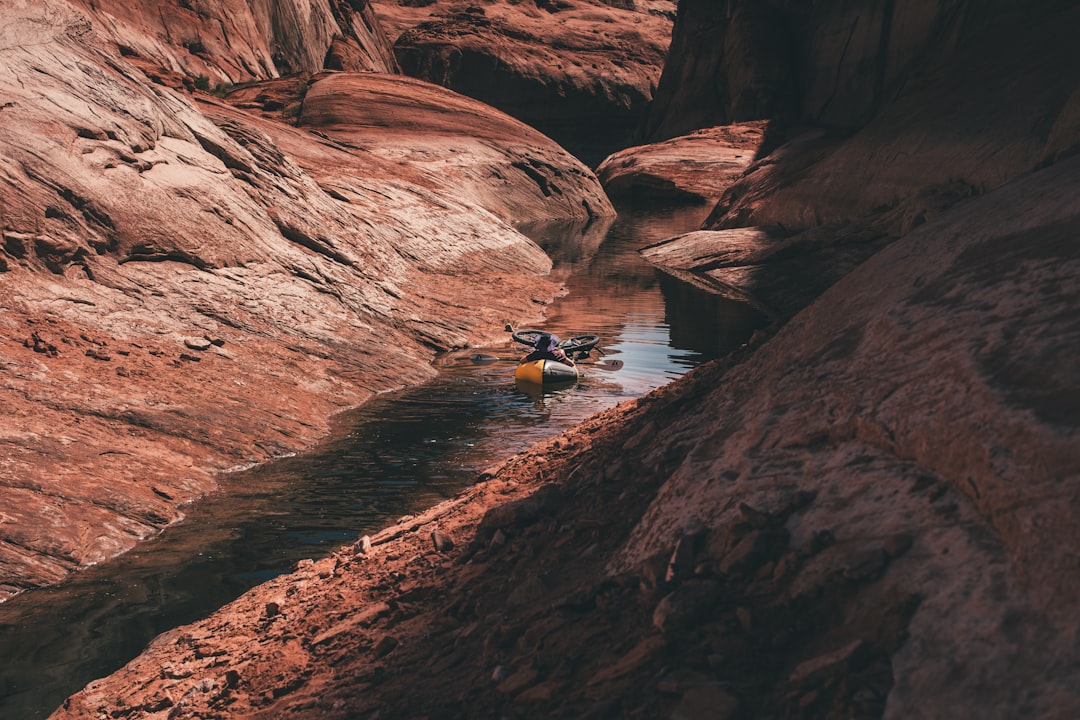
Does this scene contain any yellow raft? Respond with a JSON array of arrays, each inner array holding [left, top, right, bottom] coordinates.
[[514, 358, 579, 386]]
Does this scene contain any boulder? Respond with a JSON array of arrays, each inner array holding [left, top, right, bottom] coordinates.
[[596, 123, 766, 205]]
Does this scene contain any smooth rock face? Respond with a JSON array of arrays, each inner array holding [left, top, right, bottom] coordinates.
[[10, 0, 1080, 719], [374, 0, 676, 165], [646, 0, 1073, 140], [296, 72, 613, 223], [596, 122, 766, 205], [0, 1, 610, 598]]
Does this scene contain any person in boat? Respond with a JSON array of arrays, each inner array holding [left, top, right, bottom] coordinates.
[[522, 332, 575, 366]]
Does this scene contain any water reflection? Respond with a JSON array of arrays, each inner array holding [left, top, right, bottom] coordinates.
[[0, 205, 767, 719]]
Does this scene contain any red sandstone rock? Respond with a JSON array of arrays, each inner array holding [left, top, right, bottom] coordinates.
[[296, 72, 613, 223], [49, 150, 1080, 720], [8, 1, 1080, 718], [0, 1, 611, 599], [644, 5, 1080, 318], [373, 0, 676, 165], [68, 0, 397, 85], [646, 0, 1070, 140], [596, 122, 766, 205]]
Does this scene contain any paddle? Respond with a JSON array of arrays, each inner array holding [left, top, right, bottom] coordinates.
[[591, 358, 624, 371]]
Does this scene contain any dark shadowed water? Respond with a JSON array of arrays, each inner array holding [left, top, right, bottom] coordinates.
[[0, 205, 767, 719]]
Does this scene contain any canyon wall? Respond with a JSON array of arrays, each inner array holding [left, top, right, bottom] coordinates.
[[14, 0, 1080, 718], [52, 142, 1080, 720], [640, 1, 1079, 318], [646, 0, 1075, 141], [0, 0, 611, 599], [375, 0, 677, 165]]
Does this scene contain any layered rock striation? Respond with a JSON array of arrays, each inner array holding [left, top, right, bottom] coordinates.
[[639, 1, 1080, 318], [66, 0, 398, 88], [375, 0, 677, 166], [0, 0, 612, 599]]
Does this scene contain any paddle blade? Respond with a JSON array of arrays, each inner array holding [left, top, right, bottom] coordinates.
[[593, 358, 624, 371]]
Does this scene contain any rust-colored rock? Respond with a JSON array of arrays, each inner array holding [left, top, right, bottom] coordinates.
[[597, 122, 767, 205], [375, 0, 676, 165], [296, 72, 613, 223], [0, 1, 611, 599], [6, 0, 1080, 718], [49, 151, 1080, 720], [644, 4, 1080, 318], [68, 0, 397, 86]]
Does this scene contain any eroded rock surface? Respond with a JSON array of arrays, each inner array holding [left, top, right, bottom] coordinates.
[[374, 0, 676, 165], [51, 157, 1080, 720], [67, 0, 397, 87], [642, 2, 1080, 318], [596, 122, 766, 205], [0, 1, 611, 599]]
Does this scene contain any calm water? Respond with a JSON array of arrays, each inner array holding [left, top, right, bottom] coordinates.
[[0, 205, 766, 719]]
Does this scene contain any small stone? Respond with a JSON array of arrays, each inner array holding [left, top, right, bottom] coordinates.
[[666, 534, 696, 584], [587, 636, 666, 687], [145, 695, 174, 712], [738, 502, 771, 529], [374, 635, 398, 657], [514, 680, 557, 704], [772, 551, 799, 583], [184, 337, 213, 351], [432, 530, 455, 553], [265, 601, 281, 618], [652, 580, 722, 633], [718, 530, 768, 575], [492, 665, 510, 682], [656, 669, 721, 695], [639, 550, 669, 594], [490, 529, 507, 547], [85, 348, 111, 361], [790, 639, 867, 687], [497, 665, 539, 695], [179, 353, 201, 362]]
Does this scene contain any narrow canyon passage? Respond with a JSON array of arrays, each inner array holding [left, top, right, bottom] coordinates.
[[0, 205, 765, 719]]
